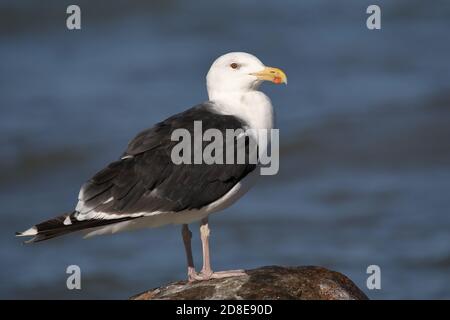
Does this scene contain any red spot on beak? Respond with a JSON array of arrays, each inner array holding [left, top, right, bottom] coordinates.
[[273, 77, 282, 84]]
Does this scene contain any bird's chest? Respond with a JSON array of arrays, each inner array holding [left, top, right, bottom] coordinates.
[[239, 92, 274, 131]]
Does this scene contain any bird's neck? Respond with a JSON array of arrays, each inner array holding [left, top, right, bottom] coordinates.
[[208, 89, 275, 131]]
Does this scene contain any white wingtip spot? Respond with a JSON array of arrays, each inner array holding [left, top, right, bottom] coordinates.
[[17, 226, 38, 236], [63, 215, 72, 225]]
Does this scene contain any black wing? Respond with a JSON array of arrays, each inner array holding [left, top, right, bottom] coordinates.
[[75, 102, 257, 218], [18, 102, 258, 243]]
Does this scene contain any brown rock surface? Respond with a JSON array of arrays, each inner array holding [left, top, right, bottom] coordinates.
[[131, 266, 369, 300]]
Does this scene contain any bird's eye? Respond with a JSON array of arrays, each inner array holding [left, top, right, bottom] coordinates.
[[230, 63, 239, 69]]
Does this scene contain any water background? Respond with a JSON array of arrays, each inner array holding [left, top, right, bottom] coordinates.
[[1, 0, 450, 299]]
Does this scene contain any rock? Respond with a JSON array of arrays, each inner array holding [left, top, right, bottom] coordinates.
[[131, 266, 368, 300]]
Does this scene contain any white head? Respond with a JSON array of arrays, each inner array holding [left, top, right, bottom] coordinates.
[[206, 52, 287, 99]]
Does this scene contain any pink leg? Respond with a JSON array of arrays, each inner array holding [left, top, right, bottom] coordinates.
[[181, 224, 198, 282], [195, 217, 246, 280]]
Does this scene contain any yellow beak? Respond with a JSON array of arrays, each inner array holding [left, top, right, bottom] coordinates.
[[251, 66, 287, 84]]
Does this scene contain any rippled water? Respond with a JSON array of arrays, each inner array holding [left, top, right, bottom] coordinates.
[[1, 0, 450, 299]]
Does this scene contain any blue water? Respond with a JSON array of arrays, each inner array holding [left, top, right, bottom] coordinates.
[[1, 0, 450, 299]]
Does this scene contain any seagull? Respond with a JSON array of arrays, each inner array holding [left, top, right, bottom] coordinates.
[[16, 52, 287, 281]]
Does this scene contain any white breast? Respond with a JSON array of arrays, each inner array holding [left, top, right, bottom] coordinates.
[[210, 90, 275, 163], [210, 91, 274, 131]]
